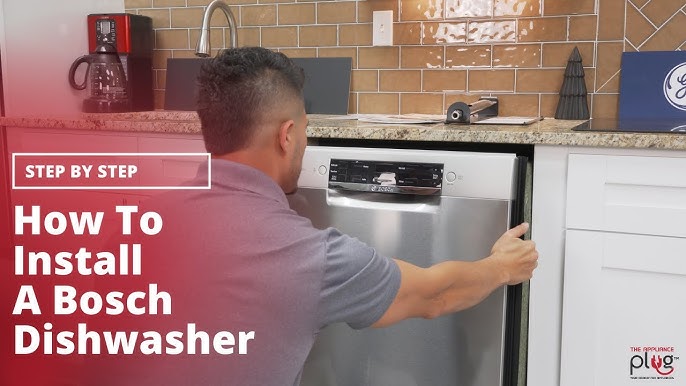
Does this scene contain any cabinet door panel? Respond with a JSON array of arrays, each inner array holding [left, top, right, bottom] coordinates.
[[561, 230, 686, 386], [566, 154, 686, 237]]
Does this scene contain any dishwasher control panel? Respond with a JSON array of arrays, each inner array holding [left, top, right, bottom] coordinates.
[[328, 159, 443, 194], [298, 146, 517, 200]]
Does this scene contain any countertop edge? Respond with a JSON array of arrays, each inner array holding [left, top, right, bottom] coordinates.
[[2, 115, 685, 151]]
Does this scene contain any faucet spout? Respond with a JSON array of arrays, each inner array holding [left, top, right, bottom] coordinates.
[[195, 0, 238, 57]]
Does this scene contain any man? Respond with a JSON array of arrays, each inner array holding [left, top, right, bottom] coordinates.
[[122, 47, 537, 385]]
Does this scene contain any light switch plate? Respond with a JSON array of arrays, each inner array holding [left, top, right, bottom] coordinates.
[[372, 10, 393, 46]]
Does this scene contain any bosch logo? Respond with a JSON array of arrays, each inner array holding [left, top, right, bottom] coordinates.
[[371, 185, 394, 193], [663, 62, 686, 111]]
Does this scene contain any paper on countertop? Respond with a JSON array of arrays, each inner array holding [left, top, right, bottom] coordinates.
[[323, 114, 445, 124], [473, 116, 543, 125]]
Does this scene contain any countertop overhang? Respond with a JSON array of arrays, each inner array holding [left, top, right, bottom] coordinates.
[[2, 111, 686, 150]]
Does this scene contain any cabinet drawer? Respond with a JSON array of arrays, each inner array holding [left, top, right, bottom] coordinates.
[[566, 154, 686, 237]]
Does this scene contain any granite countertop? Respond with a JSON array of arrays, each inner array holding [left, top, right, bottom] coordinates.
[[2, 111, 686, 150]]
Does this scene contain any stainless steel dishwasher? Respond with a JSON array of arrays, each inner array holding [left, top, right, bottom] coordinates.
[[288, 146, 526, 386]]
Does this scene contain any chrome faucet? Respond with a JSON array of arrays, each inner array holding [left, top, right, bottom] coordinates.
[[195, 0, 238, 57]]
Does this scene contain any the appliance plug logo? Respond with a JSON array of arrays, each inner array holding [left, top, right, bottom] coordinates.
[[663, 62, 686, 111], [629, 346, 679, 380]]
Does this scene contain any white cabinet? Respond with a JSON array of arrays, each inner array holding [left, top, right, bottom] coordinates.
[[560, 153, 686, 385], [528, 146, 686, 386], [561, 230, 686, 385]]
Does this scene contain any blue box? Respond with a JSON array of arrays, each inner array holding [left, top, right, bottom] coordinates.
[[619, 51, 686, 120]]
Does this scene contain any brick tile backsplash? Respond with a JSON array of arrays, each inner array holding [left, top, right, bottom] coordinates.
[[126, 0, 683, 118]]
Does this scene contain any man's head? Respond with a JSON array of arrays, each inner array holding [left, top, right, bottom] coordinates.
[[197, 47, 307, 193]]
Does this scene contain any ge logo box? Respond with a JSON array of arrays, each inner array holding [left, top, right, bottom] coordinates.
[[619, 51, 686, 120]]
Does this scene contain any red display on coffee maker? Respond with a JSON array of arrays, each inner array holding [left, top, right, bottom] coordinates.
[[69, 14, 153, 113]]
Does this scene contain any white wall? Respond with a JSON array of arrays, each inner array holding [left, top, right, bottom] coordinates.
[[0, 0, 124, 117]]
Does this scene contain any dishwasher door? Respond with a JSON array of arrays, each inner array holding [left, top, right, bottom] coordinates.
[[288, 146, 521, 386]]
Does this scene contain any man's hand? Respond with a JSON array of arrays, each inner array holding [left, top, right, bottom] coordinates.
[[486, 222, 539, 285]]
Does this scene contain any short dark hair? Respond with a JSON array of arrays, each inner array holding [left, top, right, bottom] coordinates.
[[196, 47, 305, 154]]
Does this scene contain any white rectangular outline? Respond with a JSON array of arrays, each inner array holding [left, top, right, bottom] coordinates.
[[12, 153, 212, 190]]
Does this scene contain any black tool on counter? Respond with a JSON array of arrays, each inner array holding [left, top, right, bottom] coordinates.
[[446, 97, 499, 124]]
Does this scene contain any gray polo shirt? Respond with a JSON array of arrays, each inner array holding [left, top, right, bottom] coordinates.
[[126, 159, 401, 386]]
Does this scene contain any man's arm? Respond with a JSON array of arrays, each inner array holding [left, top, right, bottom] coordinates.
[[372, 222, 538, 328]]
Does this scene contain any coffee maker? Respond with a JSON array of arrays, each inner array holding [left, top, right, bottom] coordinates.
[[71, 14, 154, 112]]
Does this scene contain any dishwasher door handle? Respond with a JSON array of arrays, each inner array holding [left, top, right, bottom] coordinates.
[[329, 181, 441, 196]]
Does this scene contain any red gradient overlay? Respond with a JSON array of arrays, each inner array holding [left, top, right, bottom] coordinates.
[[2, 130, 244, 385]]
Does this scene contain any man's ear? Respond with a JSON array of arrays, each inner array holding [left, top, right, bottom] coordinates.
[[277, 119, 296, 154]]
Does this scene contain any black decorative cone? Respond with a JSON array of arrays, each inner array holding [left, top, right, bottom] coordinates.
[[555, 46, 590, 120]]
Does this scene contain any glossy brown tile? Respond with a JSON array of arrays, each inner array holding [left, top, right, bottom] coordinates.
[[597, 0, 625, 40], [358, 93, 400, 114], [595, 42, 622, 92], [592, 93, 618, 119], [446, 46, 491, 68], [468, 20, 516, 43], [154, 90, 165, 110], [359, 0, 400, 22], [423, 70, 467, 92], [625, 1, 655, 48], [189, 27, 224, 49], [517, 17, 567, 42], [261, 26, 298, 48], [640, 11, 686, 51], [492, 93, 539, 116], [543, 0, 594, 15], [155, 69, 167, 89], [400, 93, 444, 114], [516, 69, 564, 92], [494, 0, 541, 17], [156, 29, 189, 50], [152, 49, 172, 70], [319, 47, 358, 68], [401, 46, 445, 68], [568, 15, 597, 41], [641, 0, 684, 27], [423, 22, 467, 45], [493, 44, 541, 68], [236, 27, 260, 47], [340, 24, 373, 46], [241, 5, 277, 26], [359, 47, 400, 69], [539, 93, 558, 117], [395, 22, 422, 45], [469, 69, 515, 92], [138, 9, 171, 29], [125, 0, 152, 7], [400, 0, 443, 21], [351, 70, 378, 92], [170, 7, 204, 28], [379, 70, 422, 92], [299, 25, 337, 47], [318, 1, 357, 24], [348, 93, 358, 114], [279, 48, 317, 58], [541, 43, 594, 67], [278, 3, 316, 25], [445, 0, 493, 18], [153, 0, 186, 7]]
